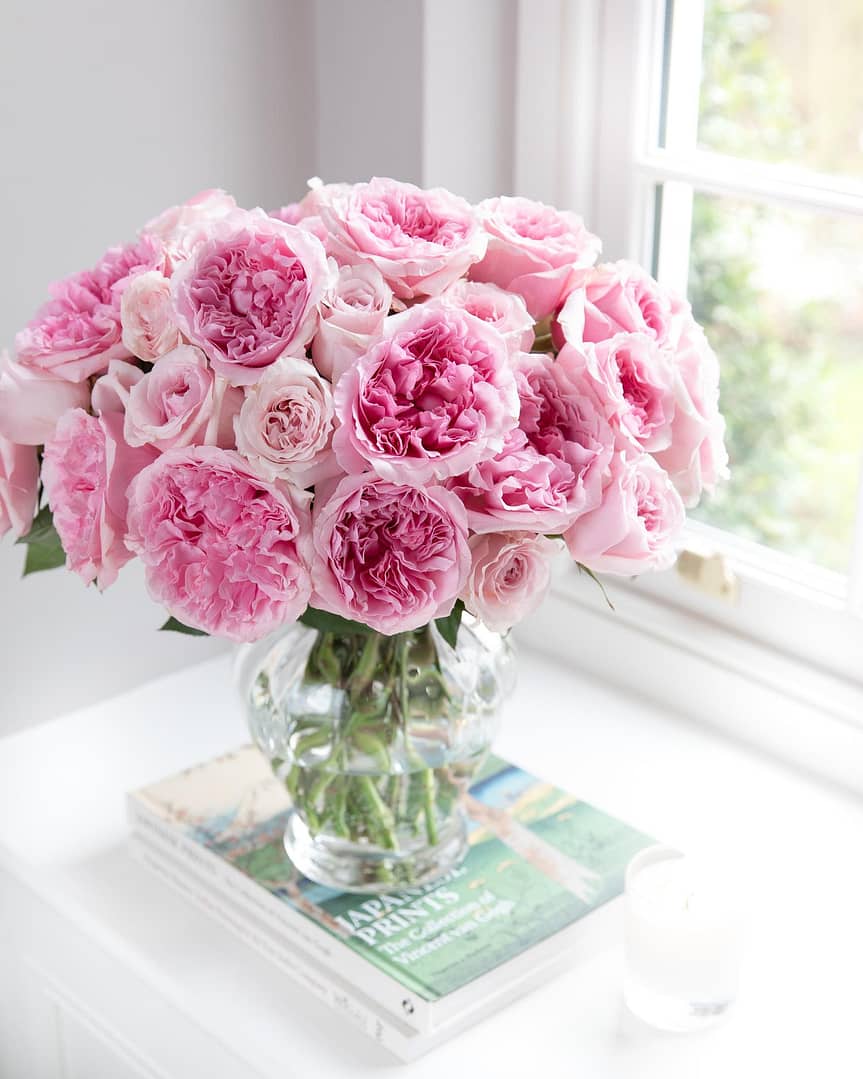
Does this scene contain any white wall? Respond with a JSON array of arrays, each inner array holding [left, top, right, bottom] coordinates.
[[0, 0, 315, 733]]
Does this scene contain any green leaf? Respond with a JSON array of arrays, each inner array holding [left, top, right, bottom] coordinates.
[[434, 599, 465, 649], [298, 607, 374, 636], [576, 564, 615, 611], [160, 616, 209, 637], [17, 505, 66, 576]]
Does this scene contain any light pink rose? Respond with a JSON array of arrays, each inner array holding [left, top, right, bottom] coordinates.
[[0, 436, 38, 538], [311, 263, 393, 382], [565, 452, 684, 575], [316, 177, 487, 300], [450, 352, 614, 533], [439, 280, 535, 358], [557, 333, 676, 453], [311, 473, 470, 635], [333, 302, 519, 484], [460, 532, 560, 633], [143, 188, 238, 268], [91, 359, 146, 415], [123, 345, 242, 451], [15, 235, 164, 382], [653, 303, 729, 505], [554, 261, 676, 350], [120, 270, 183, 360], [171, 209, 329, 385], [125, 446, 313, 642], [470, 196, 600, 319], [42, 408, 158, 588], [235, 354, 337, 486], [0, 350, 90, 445], [270, 203, 303, 225]]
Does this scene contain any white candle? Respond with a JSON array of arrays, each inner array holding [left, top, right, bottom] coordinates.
[[624, 845, 742, 1031]]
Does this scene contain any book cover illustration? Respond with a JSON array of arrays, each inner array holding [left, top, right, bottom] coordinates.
[[135, 747, 652, 1002]]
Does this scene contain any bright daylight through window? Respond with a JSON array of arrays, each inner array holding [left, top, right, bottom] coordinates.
[[652, 0, 863, 582]]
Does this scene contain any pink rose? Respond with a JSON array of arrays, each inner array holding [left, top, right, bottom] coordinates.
[[439, 280, 535, 358], [333, 302, 519, 483], [565, 452, 684, 575], [557, 333, 676, 453], [120, 270, 183, 360], [171, 209, 329, 385], [311, 263, 393, 382], [15, 234, 164, 382], [653, 304, 729, 506], [0, 350, 90, 445], [470, 196, 600, 319], [42, 408, 158, 588], [270, 203, 303, 225], [0, 436, 38, 538], [143, 188, 238, 268], [91, 359, 146, 415], [460, 532, 560, 633], [311, 473, 470, 635], [316, 177, 487, 299], [123, 345, 242, 451], [235, 354, 337, 486], [554, 261, 676, 350], [125, 446, 313, 642], [450, 352, 613, 533]]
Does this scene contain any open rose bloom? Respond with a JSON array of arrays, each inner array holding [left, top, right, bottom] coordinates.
[[3, 180, 726, 642]]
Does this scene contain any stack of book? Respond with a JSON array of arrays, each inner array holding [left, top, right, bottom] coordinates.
[[128, 747, 652, 1060]]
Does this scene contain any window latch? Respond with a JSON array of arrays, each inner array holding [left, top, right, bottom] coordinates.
[[676, 549, 739, 604]]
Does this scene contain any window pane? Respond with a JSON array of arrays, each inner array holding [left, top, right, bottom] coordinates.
[[695, 0, 863, 179], [686, 192, 863, 573]]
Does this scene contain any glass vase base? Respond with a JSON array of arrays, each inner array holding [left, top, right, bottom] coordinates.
[[283, 808, 468, 894]]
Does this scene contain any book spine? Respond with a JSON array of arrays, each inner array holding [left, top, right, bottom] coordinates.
[[126, 796, 431, 1034], [130, 835, 423, 1062]]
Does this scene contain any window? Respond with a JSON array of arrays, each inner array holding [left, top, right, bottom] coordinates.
[[545, 0, 863, 689]]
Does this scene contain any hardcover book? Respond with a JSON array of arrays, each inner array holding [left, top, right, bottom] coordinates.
[[128, 747, 653, 1059]]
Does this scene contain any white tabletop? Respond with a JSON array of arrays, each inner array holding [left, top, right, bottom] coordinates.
[[1, 648, 861, 1078]]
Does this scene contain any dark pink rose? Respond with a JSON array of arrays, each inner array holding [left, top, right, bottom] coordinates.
[[558, 333, 676, 453], [554, 261, 676, 350], [653, 303, 729, 505], [333, 302, 519, 483], [316, 177, 487, 299], [15, 235, 164, 382], [460, 531, 560, 633], [42, 408, 158, 588], [126, 446, 313, 642], [0, 436, 38, 539], [471, 196, 600, 319], [311, 472, 471, 635], [0, 350, 90, 445], [565, 452, 684, 574], [449, 352, 614, 533], [171, 209, 329, 385]]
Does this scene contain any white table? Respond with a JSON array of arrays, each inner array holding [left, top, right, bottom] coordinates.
[[1, 648, 861, 1078]]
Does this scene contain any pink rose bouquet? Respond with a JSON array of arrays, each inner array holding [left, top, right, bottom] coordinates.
[[4, 180, 725, 644]]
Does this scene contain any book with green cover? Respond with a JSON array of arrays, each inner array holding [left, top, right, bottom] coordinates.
[[129, 746, 653, 1051]]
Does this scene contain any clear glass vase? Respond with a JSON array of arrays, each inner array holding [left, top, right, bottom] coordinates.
[[235, 617, 514, 893]]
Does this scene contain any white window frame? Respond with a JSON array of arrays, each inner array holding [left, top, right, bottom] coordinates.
[[509, 0, 863, 785]]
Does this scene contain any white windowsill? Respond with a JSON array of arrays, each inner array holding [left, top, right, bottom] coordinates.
[[1, 649, 862, 1076]]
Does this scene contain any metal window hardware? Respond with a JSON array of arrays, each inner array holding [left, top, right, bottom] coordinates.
[[676, 549, 739, 604]]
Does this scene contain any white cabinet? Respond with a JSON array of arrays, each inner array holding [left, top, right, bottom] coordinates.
[[1, 654, 861, 1078]]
